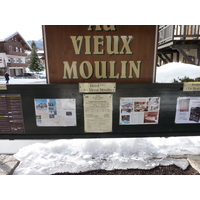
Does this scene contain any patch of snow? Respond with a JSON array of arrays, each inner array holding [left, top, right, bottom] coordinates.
[[156, 62, 200, 83], [0, 77, 46, 84], [13, 136, 200, 175]]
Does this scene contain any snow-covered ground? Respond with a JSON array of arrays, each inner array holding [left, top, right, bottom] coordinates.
[[0, 76, 46, 84], [156, 62, 200, 83], [1, 62, 200, 175], [13, 137, 200, 175]]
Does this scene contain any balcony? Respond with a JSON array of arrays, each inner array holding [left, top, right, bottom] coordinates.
[[6, 51, 27, 56], [157, 25, 200, 66], [7, 63, 28, 67], [158, 25, 200, 46]]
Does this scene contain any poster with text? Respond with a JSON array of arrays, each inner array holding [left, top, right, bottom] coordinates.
[[175, 97, 200, 123], [0, 94, 25, 133], [84, 94, 113, 132], [34, 98, 76, 126], [120, 97, 160, 125]]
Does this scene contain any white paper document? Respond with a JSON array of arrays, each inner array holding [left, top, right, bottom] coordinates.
[[83, 94, 113, 132], [175, 97, 200, 123]]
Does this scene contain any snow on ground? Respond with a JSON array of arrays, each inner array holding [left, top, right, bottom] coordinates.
[[13, 137, 200, 175], [0, 77, 46, 84], [156, 62, 200, 83], [1, 62, 200, 175]]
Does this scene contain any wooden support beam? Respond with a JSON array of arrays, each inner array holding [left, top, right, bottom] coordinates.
[[157, 53, 168, 64], [177, 52, 179, 62], [162, 53, 173, 62], [171, 46, 195, 65], [172, 44, 200, 49], [197, 48, 200, 66]]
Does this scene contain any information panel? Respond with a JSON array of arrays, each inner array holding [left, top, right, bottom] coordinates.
[[34, 98, 77, 126], [1, 84, 200, 140], [83, 94, 113, 132], [119, 97, 160, 125], [0, 94, 24, 133], [175, 97, 200, 123]]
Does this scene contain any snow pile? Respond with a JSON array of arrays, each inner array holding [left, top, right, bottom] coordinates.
[[156, 62, 200, 83], [13, 137, 200, 175]]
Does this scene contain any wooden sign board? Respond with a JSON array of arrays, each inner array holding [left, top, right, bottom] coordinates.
[[43, 25, 158, 84]]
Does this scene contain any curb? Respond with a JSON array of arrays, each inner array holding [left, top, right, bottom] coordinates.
[[0, 155, 20, 175], [187, 155, 200, 173]]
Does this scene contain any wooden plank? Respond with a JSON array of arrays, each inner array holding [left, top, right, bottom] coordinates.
[[162, 53, 173, 62], [157, 53, 168, 63], [172, 46, 195, 65]]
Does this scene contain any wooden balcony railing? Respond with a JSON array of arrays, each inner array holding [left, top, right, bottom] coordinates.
[[158, 25, 200, 45], [7, 63, 28, 67], [6, 51, 27, 56]]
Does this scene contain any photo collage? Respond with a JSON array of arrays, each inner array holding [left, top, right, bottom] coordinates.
[[120, 97, 160, 125]]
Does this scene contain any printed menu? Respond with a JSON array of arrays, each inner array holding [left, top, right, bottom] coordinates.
[[83, 94, 113, 132]]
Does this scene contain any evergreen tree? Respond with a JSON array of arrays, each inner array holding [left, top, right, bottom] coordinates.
[[31, 40, 36, 48], [28, 41, 44, 72]]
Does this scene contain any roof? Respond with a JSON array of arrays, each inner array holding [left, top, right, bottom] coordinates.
[[0, 31, 32, 51]]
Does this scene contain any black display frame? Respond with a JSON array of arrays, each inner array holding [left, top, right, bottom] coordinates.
[[0, 83, 200, 140]]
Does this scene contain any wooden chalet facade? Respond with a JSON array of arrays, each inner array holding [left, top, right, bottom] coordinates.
[[158, 25, 200, 66], [0, 32, 32, 76]]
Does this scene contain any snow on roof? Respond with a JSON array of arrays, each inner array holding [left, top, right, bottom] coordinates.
[[37, 49, 44, 53], [1, 32, 14, 41], [0, 31, 32, 50], [0, 31, 20, 41], [0, 32, 9, 41]]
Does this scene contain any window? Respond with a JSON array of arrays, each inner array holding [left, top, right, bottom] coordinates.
[[16, 47, 19, 52], [0, 58, 2, 63]]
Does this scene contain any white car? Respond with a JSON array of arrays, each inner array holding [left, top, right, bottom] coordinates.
[[37, 72, 46, 79]]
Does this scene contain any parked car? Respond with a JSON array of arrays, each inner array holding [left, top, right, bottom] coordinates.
[[37, 72, 46, 79], [14, 73, 37, 79]]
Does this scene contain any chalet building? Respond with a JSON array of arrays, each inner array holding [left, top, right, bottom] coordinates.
[[0, 32, 32, 76], [158, 25, 200, 66]]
